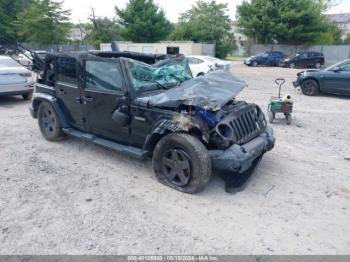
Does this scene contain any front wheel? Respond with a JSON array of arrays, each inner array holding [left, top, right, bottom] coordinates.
[[268, 111, 275, 124], [315, 62, 321, 69], [301, 79, 319, 96], [252, 61, 258, 67], [152, 133, 211, 194], [38, 101, 65, 141], [289, 63, 296, 69]]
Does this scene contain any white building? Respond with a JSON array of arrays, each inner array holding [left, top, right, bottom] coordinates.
[[100, 41, 215, 56], [326, 13, 350, 40], [68, 28, 87, 42]]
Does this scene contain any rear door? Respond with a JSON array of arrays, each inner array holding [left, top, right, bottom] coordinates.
[[55, 56, 85, 130], [322, 61, 350, 94], [81, 58, 130, 142]]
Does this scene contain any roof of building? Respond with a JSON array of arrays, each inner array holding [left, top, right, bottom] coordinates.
[[326, 13, 350, 23]]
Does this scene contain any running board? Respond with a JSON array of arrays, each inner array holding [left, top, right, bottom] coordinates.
[[62, 128, 148, 160]]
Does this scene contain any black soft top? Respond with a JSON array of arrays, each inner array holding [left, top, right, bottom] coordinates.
[[45, 51, 172, 65]]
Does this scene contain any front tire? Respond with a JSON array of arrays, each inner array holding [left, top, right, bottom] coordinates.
[[252, 61, 258, 67], [289, 63, 296, 69], [315, 62, 321, 69], [38, 101, 65, 141], [152, 133, 211, 194], [301, 79, 319, 96]]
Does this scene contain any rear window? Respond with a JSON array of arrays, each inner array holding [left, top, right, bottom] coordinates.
[[0, 57, 21, 68], [56, 57, 77, 84]]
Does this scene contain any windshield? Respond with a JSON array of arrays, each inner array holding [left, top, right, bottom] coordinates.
[[205, 56, 221, 63], [128, 57, 193, 92], [325, 60, 349, 71]]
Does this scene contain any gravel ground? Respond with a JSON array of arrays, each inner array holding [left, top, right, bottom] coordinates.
[[0, 62, 349, 255]]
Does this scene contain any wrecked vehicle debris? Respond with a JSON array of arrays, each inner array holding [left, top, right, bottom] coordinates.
[[29, 51, 275, 194]]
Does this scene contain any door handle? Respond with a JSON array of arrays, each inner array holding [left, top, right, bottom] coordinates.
[[57, 89, 66, 95], [75, 97, 82, 103], [83, 96, 94, 103]]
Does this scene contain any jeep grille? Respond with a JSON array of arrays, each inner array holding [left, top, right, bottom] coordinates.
[[214, 105, 267, 146]]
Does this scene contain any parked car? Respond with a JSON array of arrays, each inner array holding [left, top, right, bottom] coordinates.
[[280, 52, 325, 69], [0, 55, 34, 100], [293, 59, 350, 96], [187, 55, 231, 77], [244, 51, 285, 67], [29, 51, 275, 194]]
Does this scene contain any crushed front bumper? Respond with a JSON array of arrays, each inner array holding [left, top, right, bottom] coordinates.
[[293, 79, 301, 88], [209, 126, 275, 192]]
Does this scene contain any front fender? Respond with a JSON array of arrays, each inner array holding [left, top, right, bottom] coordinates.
[[30, 93, 70, 128]]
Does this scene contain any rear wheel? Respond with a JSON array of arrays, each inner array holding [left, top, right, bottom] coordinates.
[[152, 133, 211, 194], [38, 101, 65, 141], [315, 62, 321, 69], [286, 114, 292, 125], [301, 79, 319, 96], [289, 63, 296, 69]]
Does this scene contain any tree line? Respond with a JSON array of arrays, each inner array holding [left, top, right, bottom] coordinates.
[[0, 0, 348, 59]]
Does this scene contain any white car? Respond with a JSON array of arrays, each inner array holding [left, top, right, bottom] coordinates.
[[187, 55, 231, 77], [0, 56, 34, 100]]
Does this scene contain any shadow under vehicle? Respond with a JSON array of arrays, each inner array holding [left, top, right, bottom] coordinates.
[[29, 51, 275, 194]]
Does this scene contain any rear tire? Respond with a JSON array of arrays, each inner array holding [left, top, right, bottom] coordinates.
[[38, 101, 65, 141], [301, 79, 319, 96], [315, 62, 321, 69], [289, 63, 296, 69], [152, 133, 211, 194], [22, 93, 33, 100]]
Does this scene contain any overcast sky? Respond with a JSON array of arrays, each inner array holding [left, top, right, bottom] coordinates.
[[62, 0, 350, 24]]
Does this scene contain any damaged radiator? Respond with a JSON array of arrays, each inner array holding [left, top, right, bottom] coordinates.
[[213, 105, 267, 147]]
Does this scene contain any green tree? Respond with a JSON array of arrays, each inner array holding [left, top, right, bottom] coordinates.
[[170, 1, 236, 58], [0, 0, 32, 39], [116, 0, 171, 42], [236, 0, 340, 45], [14, 0, 71, 44], [85, 8, 123, 48]]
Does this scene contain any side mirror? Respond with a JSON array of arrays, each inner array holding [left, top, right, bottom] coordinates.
[[332, 67, 341, 72], [112, 109, 130, 127]]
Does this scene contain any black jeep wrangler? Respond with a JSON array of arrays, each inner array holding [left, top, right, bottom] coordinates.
[[30, 51, 275, 194]]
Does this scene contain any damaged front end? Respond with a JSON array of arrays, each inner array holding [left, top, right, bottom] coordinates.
[[130, 59, 275, 191]]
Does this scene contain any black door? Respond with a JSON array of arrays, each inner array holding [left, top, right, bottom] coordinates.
[[55, 56, 85, 130], [82, 59, 130, 143]]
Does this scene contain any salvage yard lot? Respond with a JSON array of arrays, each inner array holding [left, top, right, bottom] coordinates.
[[0, 62, 349, 254]]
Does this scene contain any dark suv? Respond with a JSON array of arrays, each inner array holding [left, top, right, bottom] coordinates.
[[244, 51, 285, 67], [280, 52, 325, 69], [30, 51, 275, 194]]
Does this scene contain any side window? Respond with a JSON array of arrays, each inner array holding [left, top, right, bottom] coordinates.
[[56, 57, 77, 84], [188, 58, 203, 64], [85, 60, 123, 92]]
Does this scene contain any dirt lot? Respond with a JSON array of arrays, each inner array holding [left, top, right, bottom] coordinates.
[[0, 62, 349, 255]]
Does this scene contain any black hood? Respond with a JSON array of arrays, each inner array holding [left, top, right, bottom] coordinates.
[[135, 70, 247, 110]]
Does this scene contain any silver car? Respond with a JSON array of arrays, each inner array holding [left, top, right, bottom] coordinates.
[[0, 56, 34, 100]]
